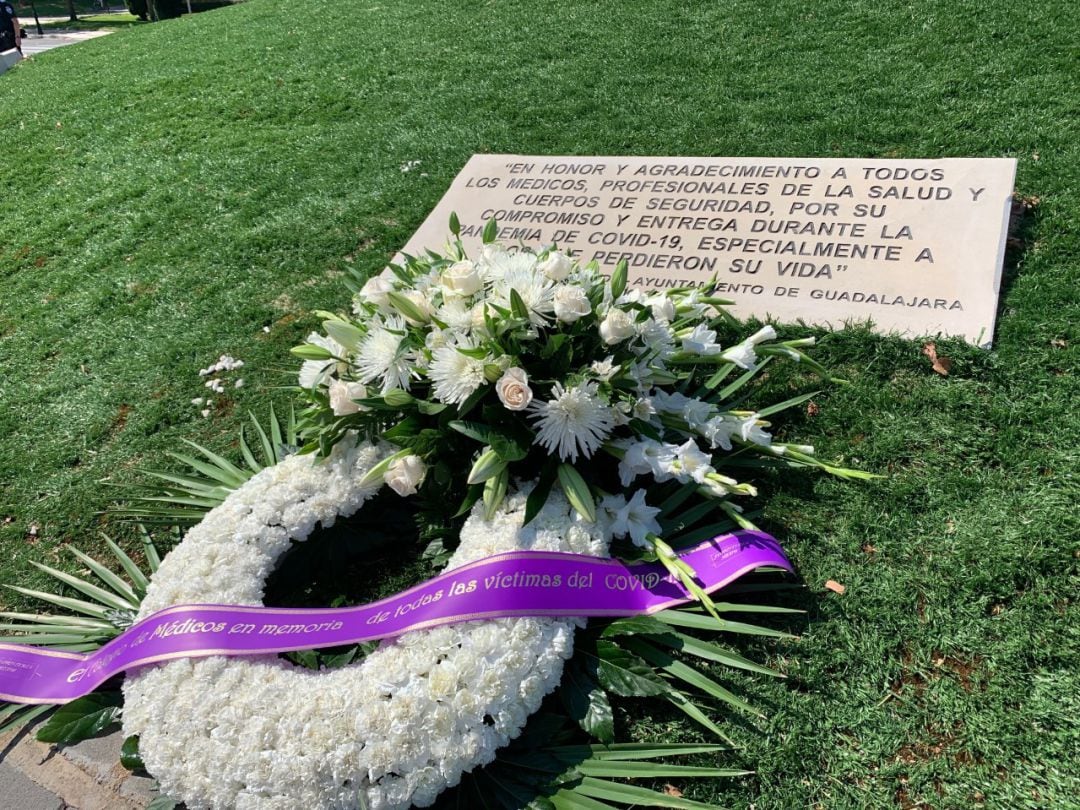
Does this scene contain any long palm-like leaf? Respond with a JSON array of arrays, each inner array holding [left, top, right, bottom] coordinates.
[[107, 405, 297, 526], [0, 533, 157, 739]]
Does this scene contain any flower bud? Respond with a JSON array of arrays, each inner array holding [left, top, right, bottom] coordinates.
[[467, 447, 507, 485]]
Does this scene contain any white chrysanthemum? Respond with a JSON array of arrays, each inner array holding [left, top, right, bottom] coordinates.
[[123, 438, 611, 810], [298, 332, 345, 389], [491, 266, 555, 326], [436, 298, 476, 333], [354, 316, 415, 394], [429, 345, 488, 405], [481, 248, 537, 283], [530, 382, 615, 463]]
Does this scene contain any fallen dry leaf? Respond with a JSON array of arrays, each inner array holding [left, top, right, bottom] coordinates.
[[922, 342, 951, 376], [862, 543, 878, 554], [806, 400, 820, 417], [825, 579, 846, 594], [662, 784, 684, 798], [1050, 338, 1067, 349]]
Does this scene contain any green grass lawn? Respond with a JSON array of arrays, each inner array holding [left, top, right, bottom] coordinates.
[[1, 0, 1077, 807]]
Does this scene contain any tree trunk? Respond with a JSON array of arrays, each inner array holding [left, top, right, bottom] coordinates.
[[66, 0, 77, 21]]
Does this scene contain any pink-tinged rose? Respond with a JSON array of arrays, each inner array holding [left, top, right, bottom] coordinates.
[[328, 379, 368, 415], [384, 455, 426, 496], [495, 367, 533, 411]]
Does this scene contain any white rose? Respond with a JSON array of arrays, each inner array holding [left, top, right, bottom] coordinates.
[[358, 271, 395, 308], [495, 367, 533, 411], [599, 308, 636, 345], [552, 284, 592, 323], [537, 251, 573, 282], [328, 379, 369, 415], [441, 261, 483, 296], [384, 455, 426, 496]]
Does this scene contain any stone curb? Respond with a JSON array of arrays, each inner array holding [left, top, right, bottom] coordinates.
[[0, 727, 155, 809]]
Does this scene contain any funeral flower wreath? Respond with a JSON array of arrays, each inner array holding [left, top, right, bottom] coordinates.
[[1, 220, 872, 809], [123, 438, 609, 809]]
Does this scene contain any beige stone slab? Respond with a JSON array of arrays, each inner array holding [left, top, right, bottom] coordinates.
[[401, 155, 1016, 346]]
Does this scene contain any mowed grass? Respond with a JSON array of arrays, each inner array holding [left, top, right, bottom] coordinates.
[[1, 1, 1078, 807]]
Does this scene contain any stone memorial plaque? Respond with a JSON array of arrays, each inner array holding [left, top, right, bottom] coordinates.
[[401, 155, 1016, 346]]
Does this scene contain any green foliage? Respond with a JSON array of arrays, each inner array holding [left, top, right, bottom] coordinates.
[[0, 532, 159, 740], [35, 691, 123, 744], [434, 714, 746, 809], [108, 405, 298, 526]]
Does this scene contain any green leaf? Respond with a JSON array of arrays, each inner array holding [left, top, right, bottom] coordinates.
[[3, 585, 112, 620], [558, 464, 596, 523], [147, 795, 180, 810], [551, 742, 728, 761], [576, 760, 750, 779], [100, 535, 150, 595], [36, 692, 122, 744], [453, 483, 485, 519], [417, 399, 448, 416], [598, 615, 671, 638], [510, 288, 531, 321], [561, 658, 614, 743], [717, 356, 773, 401], [524, 462, 558, 525], [483, 217, 499, 243], [589, 640, 668, 697], [622, 638, 762, 717], [449, 211, 461, 236], [0, 704, 53, 738], [649, 631, 781, 678], [27, 563, 133, 612], [609, 259, 628, 301], [756, 390, 819, 419], [121, 735, 144, 771], [66, 547, 139, 607], [575, 776, 723, 808], [550, 791, 616, 810]]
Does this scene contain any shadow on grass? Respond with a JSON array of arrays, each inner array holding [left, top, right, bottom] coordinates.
[[37, 16, 145, 32]]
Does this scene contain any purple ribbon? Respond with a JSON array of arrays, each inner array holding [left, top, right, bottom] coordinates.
[[0, 530, 790, 705]]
